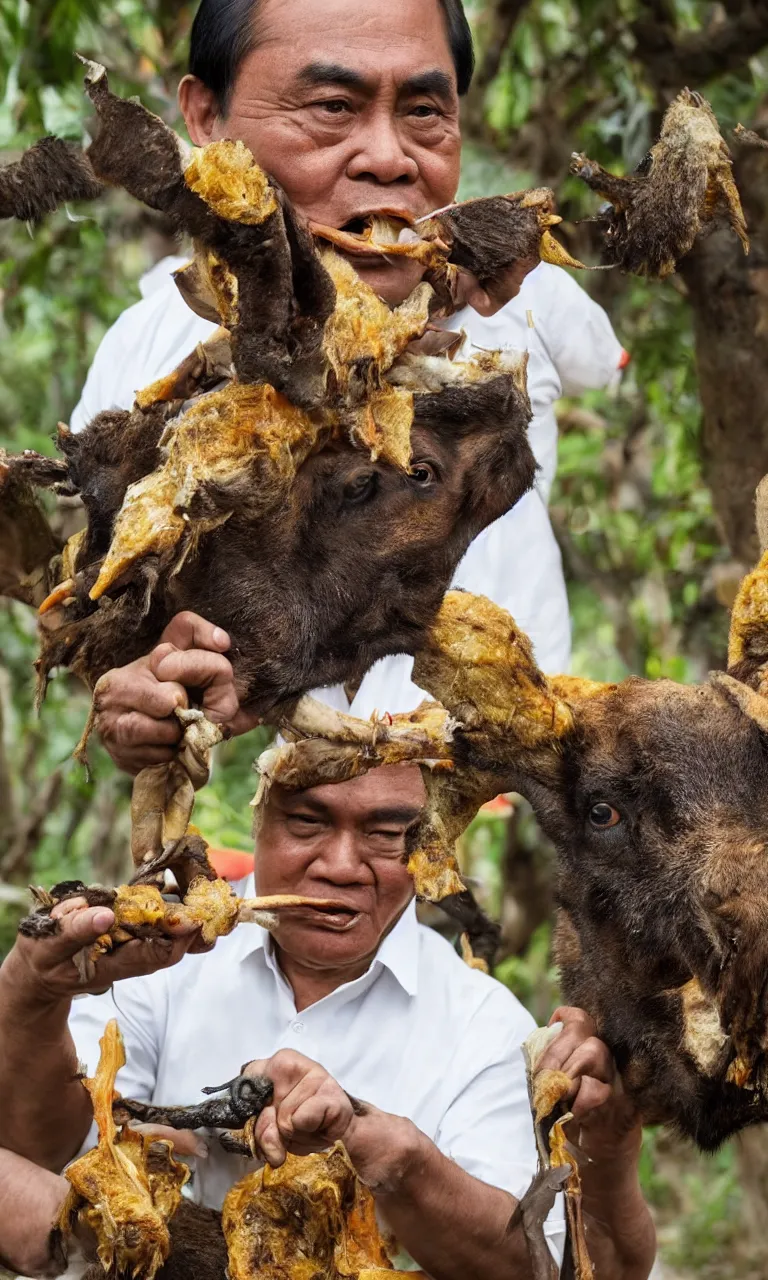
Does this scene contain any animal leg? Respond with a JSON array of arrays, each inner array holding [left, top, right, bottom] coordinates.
[[569, 154, 638, 210]]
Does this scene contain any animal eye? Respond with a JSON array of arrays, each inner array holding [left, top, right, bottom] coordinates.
[[408, 461, 436, 485], [588, 803, 621, 829], [344, 472, 378, 505]]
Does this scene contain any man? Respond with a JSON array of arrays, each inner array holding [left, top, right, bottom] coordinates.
[[0, 757, 655, 1278]]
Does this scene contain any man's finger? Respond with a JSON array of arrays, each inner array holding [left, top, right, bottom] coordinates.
[[109, 712, 183, 749], [45, 905, 116, 957], [160, 613, 231, 654], [151, 650, 239, 723], [129, 1123, 208, 1159], [94, 666, 188, 720], [254, 1106, 286, 1167], [571, 1075, 613, 1121], [561, 1038, 615, 1089]]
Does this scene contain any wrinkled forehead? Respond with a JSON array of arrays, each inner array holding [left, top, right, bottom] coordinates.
[[240, 0, 457, 93], [267, 764, 427, 823], [568, 678, 768, 812]]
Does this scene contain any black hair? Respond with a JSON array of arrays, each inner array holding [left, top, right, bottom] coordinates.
[[188, 0, 475, 113]]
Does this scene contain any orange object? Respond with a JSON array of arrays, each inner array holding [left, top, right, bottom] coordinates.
[[207, 846, 253, 881], [618, 348, 631, 370], [480, 794, 515, 815]]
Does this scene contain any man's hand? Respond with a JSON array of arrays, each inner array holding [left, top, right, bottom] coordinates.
[[536, 1005, 642, 1160], [4, 894, 204, 1007], [241, 1050, 416, 1189], [93, 611, 260, 775], [242, 1049, 357, 1166]]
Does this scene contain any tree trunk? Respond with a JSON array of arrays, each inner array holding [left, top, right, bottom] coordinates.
[[680, 135, 768, 564]]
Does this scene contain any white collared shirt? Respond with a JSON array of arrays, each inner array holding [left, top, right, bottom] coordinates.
[[70, 257, 622, 685], [68, 882, 564, 1258]]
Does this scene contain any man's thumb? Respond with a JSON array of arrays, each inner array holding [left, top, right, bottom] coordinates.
[[52, 906, 115, 956]]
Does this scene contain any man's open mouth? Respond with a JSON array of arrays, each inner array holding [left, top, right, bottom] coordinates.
[[296, 902, 362, 930]]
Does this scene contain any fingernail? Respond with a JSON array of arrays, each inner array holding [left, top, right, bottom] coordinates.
[[92, 909, 114, 933], [213, 627, 229, 648]]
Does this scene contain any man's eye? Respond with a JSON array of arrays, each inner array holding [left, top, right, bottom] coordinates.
[[314, 99, 351, 115], [368, 829, 406, 847], [290, 814, 322, 829], [409, 105, 441, 119]]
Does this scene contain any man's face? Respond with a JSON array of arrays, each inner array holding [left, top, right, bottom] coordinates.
[[181, 0, 462, 303], [255, 765, 425, 972]]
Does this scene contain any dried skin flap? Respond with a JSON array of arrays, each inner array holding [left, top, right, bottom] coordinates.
[[60, 1019, 189, 1280], [222, 1144, 411, 1280], [184, 141, 279, 226], [90, 384, 326, 600]]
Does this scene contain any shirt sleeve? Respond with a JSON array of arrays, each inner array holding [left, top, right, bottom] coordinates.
[[69, 307, 145, 432], [434, 989, 566, 1260], [68, 971, 166, 1154], [534, 265, 624, 396]]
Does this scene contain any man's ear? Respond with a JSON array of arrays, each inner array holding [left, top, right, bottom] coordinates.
[[178, 74, 222, 146]]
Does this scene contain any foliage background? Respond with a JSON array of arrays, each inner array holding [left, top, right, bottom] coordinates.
[[1, 1, 768, 1275]]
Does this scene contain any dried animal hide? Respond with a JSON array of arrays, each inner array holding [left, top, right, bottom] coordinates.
[[222, 1143, 419, 1280], [55, 1020, 190, 1280], [734, 124, 768, 152], [519, 1026, 592, 1280], [1, 62, 537, 728], [0, 449, 65, 607], [571, 88, 749, 277], [310, 187, 585, 313], [263, 478, 768, 1151], [56, 1026, 417, 1280], [18, 872, 351, 984]]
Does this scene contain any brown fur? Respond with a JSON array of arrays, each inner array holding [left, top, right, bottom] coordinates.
[[571, 88, 748, 277], [80, 1200, 228, 1280], [271, 578, 768, 1149], [436, 193, 549, 283], [0, 137, 103, 221]]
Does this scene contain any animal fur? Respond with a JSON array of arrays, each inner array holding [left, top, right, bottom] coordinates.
[[571, 88, 749, 277], [263, 480, 768, 1149]]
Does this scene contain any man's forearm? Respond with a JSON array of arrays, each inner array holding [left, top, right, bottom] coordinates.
[[0, 953, 92, 1170], [580, 1148, 656, 1280], [345, 1108, 534, 1280], [0, 1148, 70, 1277]]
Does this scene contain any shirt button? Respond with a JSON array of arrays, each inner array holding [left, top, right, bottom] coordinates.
[[292, 1021, 304, 1034]]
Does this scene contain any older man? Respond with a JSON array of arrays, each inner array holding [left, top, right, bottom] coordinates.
[[0, 750, 654, 1279]]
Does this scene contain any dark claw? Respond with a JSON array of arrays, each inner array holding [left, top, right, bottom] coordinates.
[[200, 1076, 241, 1096]]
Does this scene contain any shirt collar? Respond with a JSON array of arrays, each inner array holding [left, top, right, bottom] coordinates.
[[230, 875, 420, 997]]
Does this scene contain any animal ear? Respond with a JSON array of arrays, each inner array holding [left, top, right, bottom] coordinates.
[[709, 672, 768, 734], [727, 475, 768, 696]]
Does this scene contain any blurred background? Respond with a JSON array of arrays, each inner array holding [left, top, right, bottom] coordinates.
[[1, 1, 768, 1274]]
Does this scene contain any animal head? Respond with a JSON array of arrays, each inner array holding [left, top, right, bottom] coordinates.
[[1, 63, 550, 710], [263, 483, 768, 1146]]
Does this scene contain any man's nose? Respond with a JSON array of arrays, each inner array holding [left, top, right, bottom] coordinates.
[[313, 830, 370, 883], [346, 111, 418, 186]]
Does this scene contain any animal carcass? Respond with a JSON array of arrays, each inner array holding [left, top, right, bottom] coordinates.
[[262, 479, 768, 1152]]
